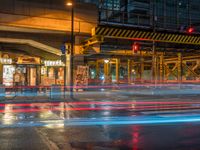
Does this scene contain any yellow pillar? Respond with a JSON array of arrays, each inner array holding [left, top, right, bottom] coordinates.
[[104, 62, 107, 82], [152, 41, 157, 83], [116, 58, 119, 84], [104, 61, 109, 84], [128, 59, 132, 84], [177, 53, 182, 83], [65, 54, 71, 86], [159, 54, 164, 82]]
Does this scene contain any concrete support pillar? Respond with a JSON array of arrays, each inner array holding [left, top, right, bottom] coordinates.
[[159, 54, 164, 82], [74, 36, 86, 55], [74, 35, 82, 55], [177, 53, 182, 83], [65, 54, 71, 86], [116, 58, 120, 84], [128, 59, 132, 84]]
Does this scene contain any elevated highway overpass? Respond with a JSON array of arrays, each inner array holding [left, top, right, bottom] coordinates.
[[0, 0, 98, 56]]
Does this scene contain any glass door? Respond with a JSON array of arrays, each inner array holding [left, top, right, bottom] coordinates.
[[30, 68, 36, 86]]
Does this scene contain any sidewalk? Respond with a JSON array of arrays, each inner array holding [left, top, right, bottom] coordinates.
[[1, 86, 200, 103], [0, 90, 119, 103]]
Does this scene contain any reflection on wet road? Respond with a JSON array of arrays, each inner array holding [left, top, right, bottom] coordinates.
[[1, 90, 200, 149]]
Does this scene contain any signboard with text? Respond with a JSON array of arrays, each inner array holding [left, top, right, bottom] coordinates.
[[17, 56, 40, 64], [74, 66, 89, 89]]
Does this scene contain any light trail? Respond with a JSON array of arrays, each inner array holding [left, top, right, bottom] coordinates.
[[67, 101, 200, 105], [4, 83, 200, 89], [1, 101, 200, 107], [0, 105, 199, 113], [2, 114, 200, 128]]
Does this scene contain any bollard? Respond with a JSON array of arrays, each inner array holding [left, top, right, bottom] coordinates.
[[50, 84, 62, 100]]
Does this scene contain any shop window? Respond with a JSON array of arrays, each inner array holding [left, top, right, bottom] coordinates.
[[48, 67, 55, 78], [3, 65, 15, 86]]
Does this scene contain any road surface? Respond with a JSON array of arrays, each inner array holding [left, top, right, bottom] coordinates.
[[1, 87, 200, 149]]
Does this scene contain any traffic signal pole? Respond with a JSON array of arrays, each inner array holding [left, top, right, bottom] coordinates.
[[70, 6, 74, 99]]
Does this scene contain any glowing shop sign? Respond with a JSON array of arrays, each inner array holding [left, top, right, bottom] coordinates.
[[44, 60, 64, 66], [0, 58, 12, 64]]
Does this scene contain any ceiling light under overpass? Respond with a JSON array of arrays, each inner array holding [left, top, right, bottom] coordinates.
[[104, 59, 110, 64]]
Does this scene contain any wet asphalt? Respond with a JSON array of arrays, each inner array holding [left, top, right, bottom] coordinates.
[[1, 88, 200, 150]]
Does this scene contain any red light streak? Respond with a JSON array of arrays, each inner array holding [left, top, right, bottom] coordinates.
[[67, 101, 200, 105], [4, 81, 200, 90], [0, 105, 199, 113], [132, 126, 140, 150], [1, 101, 200, 107]]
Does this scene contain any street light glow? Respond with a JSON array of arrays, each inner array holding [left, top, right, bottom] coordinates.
[[104, 59, 109, 64], [66, 2, 73, 6]]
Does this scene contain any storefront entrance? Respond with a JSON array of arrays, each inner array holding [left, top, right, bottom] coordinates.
[[3, 65, 39, 86], [2, 53, 65, 87], [27, 67, 37, 86]]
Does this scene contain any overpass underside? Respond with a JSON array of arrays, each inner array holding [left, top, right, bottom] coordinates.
[[84, 26, 200, 84]]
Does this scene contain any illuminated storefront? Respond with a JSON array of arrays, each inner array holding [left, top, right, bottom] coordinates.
[[41, 60, 64, 86], [2, 54, 41, 86], [1, 53, 64, 86]]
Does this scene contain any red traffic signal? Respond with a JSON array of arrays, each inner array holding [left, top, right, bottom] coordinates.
[[187, 27, 194, 33], [132, 43, 140, 53]]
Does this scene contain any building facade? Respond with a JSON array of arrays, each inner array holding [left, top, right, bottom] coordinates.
[[99, 0, 200, 32], [0, 0, 98, 87], [1, 0, 200, 88], [84, 0, 200, 84]]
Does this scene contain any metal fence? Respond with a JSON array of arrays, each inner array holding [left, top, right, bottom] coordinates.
[[99, 9, 200, 33]]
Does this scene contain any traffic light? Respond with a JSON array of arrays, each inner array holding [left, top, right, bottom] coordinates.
[[60, 43, 71, 55], [132, 42, 140, 53], [187, 27, 194, 33], [60, 44, 66, 54]]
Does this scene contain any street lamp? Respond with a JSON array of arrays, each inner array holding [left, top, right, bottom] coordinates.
[[67, 2, 73, 6], [66, 0, 74, 98], [104, 59, 110, 64]]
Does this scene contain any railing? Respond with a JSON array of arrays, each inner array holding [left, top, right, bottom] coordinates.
[[99, 9, 200, 33]]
